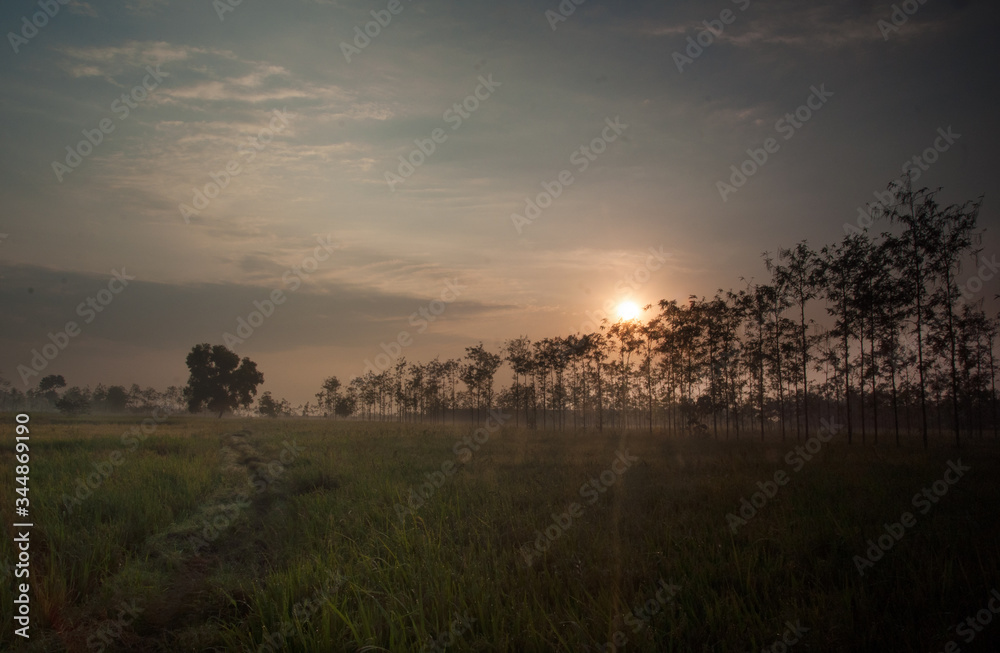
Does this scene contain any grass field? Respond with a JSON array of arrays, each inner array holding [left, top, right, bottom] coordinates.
[[3, 413, 1000, 652]]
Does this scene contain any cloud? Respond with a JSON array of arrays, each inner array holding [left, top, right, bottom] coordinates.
[[55, 41, 207, 79], [53, 42, 354, 111], [123, 0, 170, 14], [0, 262, 510, 367], [67, 0, 98, 17], [640, 1, 956, 52], [46, 41, 391, 225]]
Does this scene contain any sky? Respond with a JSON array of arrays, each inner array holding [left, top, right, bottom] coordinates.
[[1, 0, 998, 406]]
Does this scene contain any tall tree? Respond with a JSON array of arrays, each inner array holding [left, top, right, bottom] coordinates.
[[880, 177, 936, 448], [316, 376, 342, 417], [925, 192, 983, 447], [821, 235, 868, 444], [504, 336, 533, 428], [773, 241, 821, 440], [584, 332, 609, 431], [608, 316, 643, 430], [462, 343, 501, 425]]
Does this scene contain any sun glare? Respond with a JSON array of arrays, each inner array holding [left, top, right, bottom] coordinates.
[[617, 301, 641, 321]]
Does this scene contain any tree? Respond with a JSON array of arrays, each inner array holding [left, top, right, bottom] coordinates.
[[925, 192, 983, 448], [55, 386, 91, 415], [0, 377, 12, 411], [759, 263, 794, 442], [636, 311, 660, 433], [311, 180, 993, 441], [37, 374, 67, 405], [583, 331, 609, 431], [607, 315, 643, 429], [773, 241, 821, 440], [462, 343, 501, 424], [504, 336, 533, 428], [164, 386, 186, 413], [880, 177, 935, 448], [335, 394, 357, 418], [258, 391, 291, 418], [316, 376, 342, 417], [821, 235, 868, 444], [183, 343, 264, 418], [739, 282, 772, 441], [105, 385, 130, 412]]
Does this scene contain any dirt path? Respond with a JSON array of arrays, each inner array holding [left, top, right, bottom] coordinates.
[[139, 430, 271, 636], [87, 429, 285, 652]]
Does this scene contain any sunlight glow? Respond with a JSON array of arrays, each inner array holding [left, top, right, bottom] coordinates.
[[617, 301, 641, 321]]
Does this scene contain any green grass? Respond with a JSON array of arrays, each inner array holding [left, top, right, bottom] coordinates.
[[2, 414, 1000, 651]]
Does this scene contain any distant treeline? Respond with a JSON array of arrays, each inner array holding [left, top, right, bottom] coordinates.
[[314, 179, 994, 448], [0, 377, 186, 416], [6, 179, 995, 448]]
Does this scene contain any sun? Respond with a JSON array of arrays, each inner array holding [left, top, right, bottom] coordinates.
[[617, 301, 641, 321]]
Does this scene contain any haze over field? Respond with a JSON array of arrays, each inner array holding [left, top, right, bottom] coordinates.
[[1, 0, 997, 405]]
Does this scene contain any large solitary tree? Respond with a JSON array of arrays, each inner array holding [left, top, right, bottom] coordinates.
[[183, 343, 264, 417]]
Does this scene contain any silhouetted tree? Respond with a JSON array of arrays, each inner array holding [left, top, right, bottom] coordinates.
[[881, 177, 936, 447], [36, 374, 66, 406], [183, 343, 264, 418], [504, 336, 533, 428], [258, 391, 291, 418], [316, 376, 342, 417], [773, 241, 822, 439], [55, 386, 90, 415]]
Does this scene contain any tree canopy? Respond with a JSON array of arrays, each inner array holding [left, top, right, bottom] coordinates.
[[183, 344, 264, 417]]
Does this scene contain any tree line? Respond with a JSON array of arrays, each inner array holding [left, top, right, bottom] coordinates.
[[0, 344, 264, 417], [0, 374, 187, 416], [314, 179, 995, 448], [5, 179, 993, 448]]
